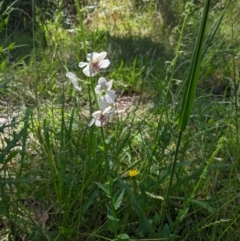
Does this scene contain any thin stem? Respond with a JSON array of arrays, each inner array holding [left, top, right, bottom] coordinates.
[[74, 0, 87, 56], [231, 19, 239, 164], [100, 127, 118, 238]]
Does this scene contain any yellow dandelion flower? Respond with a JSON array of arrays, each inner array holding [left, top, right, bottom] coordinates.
[[128, 169, 139, 177]]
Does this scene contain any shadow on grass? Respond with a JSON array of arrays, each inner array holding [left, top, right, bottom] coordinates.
[[90, 31, 173, 65], [104, 33, 173, 93], [0, 28, 47, 64]]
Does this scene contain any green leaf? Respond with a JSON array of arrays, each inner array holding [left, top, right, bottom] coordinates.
[[107, 214, 119, 221], [190, 199, 215, 214], [82, 191, 98, 215], [114, 189, 124, 210], [161, 223, 170, 237], [0, 17, 8, 32], [8, 42, 15, 50], [178, 0, 211, 131], [95, 182, 110, 196], [117, 233, 129, 240]]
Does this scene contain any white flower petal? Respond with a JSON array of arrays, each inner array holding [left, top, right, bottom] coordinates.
[[83, 68, 90, 77], [99, 59, 110, 69], [99, 51, 107, 60], [66, 72, 82, 91], [108, 110, 115, 115], [66, 72, 77, 81], [83, 66, 97, 77], [95, 119, 103, 127], [92, 110, 102, 117], [88, 118, 96, 127], [103, 106, 112, 114], [78, 62, 88, 68], [98, 77, 107, 87], [106, 90, 116, 103], [87, 52, 100, 61], [98, 97, 108, 110], [95, 85, 102, 94], [106, 79, 113, 90], [73, 85, 82, 91]]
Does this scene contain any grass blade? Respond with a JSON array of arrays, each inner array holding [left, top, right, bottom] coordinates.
[[178, 0, 211, 131]]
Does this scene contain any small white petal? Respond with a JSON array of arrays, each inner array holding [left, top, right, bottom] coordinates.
[[108, 109, 115, 115], [88, 117, 96, 127], [66, 72, 82, 91], [66, 72, 77, 81], [92, 110, 102, 117], [103, 106, 112, 114], [98, 97, 108, 110], [73, 85, 82, 91], [83, 69, 90, 77], [95, 85, 102, 94], [99, 59, 110, 69], [95, 119, 103, 127], [87, 52, 100, 61], [79, 62, 88, 68], [98, 77, 107, 87], [83, 65, 96, 77], [98, 51, 107, 60], [106, 90, 116, 103], [106, 79, 113, 90], [83, 67, 95, 77]]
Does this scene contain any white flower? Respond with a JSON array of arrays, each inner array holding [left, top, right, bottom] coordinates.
[[79, 51, 110, 77], [95, 77, 116, 109], [66, 72, 82, 91], [88, 106, 115, 127]]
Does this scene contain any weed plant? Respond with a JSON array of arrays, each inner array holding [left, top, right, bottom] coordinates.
[[0, 0, 240, 240]]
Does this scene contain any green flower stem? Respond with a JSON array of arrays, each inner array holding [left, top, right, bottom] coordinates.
[[133, 178, 138, 202], [74, 2, 117, 236], [90, 77, 99, 110], [100, 127, 118, 238], [74, 0, 87, 56]]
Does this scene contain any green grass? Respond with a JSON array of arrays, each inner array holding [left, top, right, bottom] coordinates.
[[0, 0, 240, 240]]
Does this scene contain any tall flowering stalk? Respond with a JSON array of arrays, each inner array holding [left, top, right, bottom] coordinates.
[[73, 51, 119, 237]]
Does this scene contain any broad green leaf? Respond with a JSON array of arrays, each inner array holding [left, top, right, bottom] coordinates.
[[117, 233, 129, 240], [161, 223, 170, 237], [114, 189, 124, 210]]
